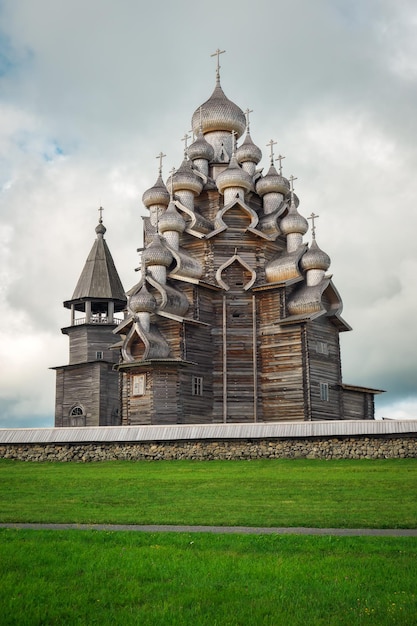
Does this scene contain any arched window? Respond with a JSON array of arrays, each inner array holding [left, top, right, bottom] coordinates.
[[69, 404, 85, 426]]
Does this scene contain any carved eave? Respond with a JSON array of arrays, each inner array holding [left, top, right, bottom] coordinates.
[[341, 383, 385, 394], [174, 199, 213, 236], [287, 277, 330, 317], [157, 310, 210, 326], [207, 197, 259, 238], [279, 311, 325, 326], [252, 275, 304, 292], [116, 358, 197, 371], [257, 202, 286, 238], [265, 244, 308, 283], [216, 252, 256, 291], [121, 321, 170, 362], [167, 247, 204, 281]]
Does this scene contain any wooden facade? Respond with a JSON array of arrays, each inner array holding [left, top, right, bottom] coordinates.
[[55, 66, 383, 427], [112, 71, 383, 424]]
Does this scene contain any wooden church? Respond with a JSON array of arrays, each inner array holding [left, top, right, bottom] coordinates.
[[53, 52, 382, 427]]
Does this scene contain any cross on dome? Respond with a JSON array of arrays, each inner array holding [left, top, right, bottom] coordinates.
[[288, 175, 297, 192], [308, 212, 320, 239], [211, 48, 225, 83], [231, 130, 237, 154], [244, 108, 253, 132], [181, 132, 191, 157], [288, 174, 298, 202], [169, 166, 176, 199], [276, 154, 285, 176], [156, 152, 166, 175], [98, 206, 104, 223], [266, 139, 277, 166]]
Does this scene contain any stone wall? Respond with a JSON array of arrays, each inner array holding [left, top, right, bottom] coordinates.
[[0, 435, 416, 462]]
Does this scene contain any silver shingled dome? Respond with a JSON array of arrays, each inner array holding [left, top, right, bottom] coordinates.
[[300, 238, 331, 271], [191, 81, 246, 138], [216, 154, 254, 194], [280, 202, 308, 236], [129, 283, 157, 314], [236, 131, 262, 165], [142, 174, 170, 208], [158, 201, 186, 234], [166, 159, 203, 196], [187, 129, 215, 162], [142, 235, 173, 267], [256, 165, 290, 197]]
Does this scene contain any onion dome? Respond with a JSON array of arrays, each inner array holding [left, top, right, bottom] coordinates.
[[191, 81, 246, 138], [95, 220, 106, 237], [142, 235, 173, 268], [216, 154, 254, 195], [166, 159, 203, 196], [256, 165, 290, 197], [129, 283, 157, 314], [159, 201, 186, 234], [236, 131, 262, 165], [142, 174, 170, 209], [280, 201, 308, 236], [300, 238, 331, 272], [187, 129, 215, 162]]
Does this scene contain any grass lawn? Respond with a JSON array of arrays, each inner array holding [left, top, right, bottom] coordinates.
[[0, 457, 416, 528], [1, 458, 416, 624], [1, 530, 416, 625]]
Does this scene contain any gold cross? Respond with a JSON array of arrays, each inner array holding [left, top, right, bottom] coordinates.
[[211, 48, 225, 81]]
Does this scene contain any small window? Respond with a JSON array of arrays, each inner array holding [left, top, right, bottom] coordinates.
[[320, 382, 329, 402], [70, 406, 84, 416], [316, 342, 328, 355], [96, 351, 103, 360], [69, 404, 85, 427], [192, 376, 203, 396], [132, 374, 145, 396]]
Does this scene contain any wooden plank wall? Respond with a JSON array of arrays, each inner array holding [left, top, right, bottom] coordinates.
[[66, 326, 119, 365], [306, 317, 343, 420], [258, 289, 306, 421]]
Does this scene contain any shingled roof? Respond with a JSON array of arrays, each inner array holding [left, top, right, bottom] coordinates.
[[70, 219, 126, 304]]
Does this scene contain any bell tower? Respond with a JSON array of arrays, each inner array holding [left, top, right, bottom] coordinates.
[[52, 210, 126, 427]]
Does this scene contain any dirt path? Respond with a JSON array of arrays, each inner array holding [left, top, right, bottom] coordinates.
[[1, 523, 416, 536]]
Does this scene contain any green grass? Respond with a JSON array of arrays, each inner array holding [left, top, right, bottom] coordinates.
[[1, 530, 416, 625], [1, 458, 416, 528]]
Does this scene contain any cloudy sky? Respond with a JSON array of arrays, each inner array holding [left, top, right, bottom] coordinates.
[[1, 0, 416, 427]]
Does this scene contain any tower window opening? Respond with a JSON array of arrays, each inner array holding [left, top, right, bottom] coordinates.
[[69, 404, 86, 427], [316, 342, 328, 355], [96, 351, 103, 360], [320, 382, 329, 402], [192, 376, 203, 396]]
